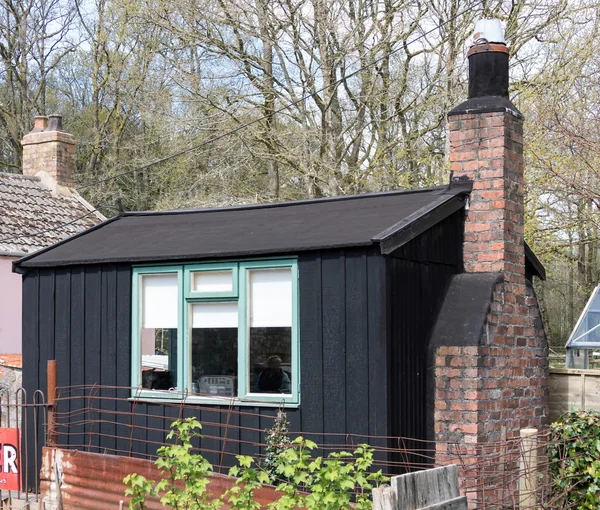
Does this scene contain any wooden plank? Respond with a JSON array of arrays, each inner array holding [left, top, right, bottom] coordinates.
[[344, 250, 369, 437], [84, 267, 102, 451], [219, 402, 240, 471], [84, 267, 102, 386], [298, 253, 324, 447], [367, 253, 388, 449], [198, 406, 221, 468], [550, 367, 600, 376], [100, 266, 117, 453], [70, 268, 86, 448], [54, 269, 71, 449], [549, 371, 600, 421], [39, 269, 55, 382], [392, 465, 460, 510], [583, 375, 600, 413], [54, 269, 71, 388], [239, 406, 260, 458], [321, 252, 346, 447], [373, 486, 398, 510], [21, 271, 40, 490], [115, 265, 132, 455], [421, 497, 468, 510]]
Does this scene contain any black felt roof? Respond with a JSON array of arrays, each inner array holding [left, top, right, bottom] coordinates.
[[15, 185, 471, 268]]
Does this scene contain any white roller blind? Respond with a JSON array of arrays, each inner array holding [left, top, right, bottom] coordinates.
[[249, 268, 292, 327], [193, 270, 233, 293], [142, 273, 178, 328], [192, 302, 238, 328]]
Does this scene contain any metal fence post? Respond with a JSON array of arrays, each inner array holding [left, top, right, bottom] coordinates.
[[47, 360, 57, 446]]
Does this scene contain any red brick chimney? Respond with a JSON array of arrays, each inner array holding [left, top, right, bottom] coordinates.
[[21, 114, 75, 188], [449, 19, 525, 288], [432, 19, 548, 505]]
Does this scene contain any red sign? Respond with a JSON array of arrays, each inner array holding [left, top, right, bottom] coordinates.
[[0, 428, 20, 491]]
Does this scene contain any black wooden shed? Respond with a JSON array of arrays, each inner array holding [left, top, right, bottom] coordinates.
[[13, 180, 544, 481]]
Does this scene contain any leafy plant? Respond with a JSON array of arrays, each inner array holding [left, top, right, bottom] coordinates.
[[124, 417, 222, 509], [259, 410, 292, 483], [226, 456, 271, 509], [549, 410, 600, 508], [269, 437, 387, 510], [125, 418, 386, 509]]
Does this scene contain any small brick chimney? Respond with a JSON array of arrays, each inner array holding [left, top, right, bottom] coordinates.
[[449, 19, 525, 285], [21, 114, 75, 188], [432, 19, 548, 505]]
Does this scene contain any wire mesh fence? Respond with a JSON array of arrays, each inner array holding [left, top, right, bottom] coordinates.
[[2, 383, 595, 508], [43, 384, 592, 508]]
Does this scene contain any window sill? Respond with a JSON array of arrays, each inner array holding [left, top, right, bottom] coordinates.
[[128, 392, 300, 408]]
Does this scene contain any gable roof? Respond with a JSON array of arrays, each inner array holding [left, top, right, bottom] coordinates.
[[14, 183, 472, 269], [0, 172, 104, 256]]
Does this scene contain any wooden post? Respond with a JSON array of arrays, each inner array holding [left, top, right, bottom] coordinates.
[[47, 360, 58, 446], [519, 428, 538, 508], [391, 465, 467, 509], [372, 485, 398, 510], [581, 372, 586, 410]]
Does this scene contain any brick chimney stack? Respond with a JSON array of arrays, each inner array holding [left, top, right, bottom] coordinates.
[[21, 114, 75, 188], [433, 20, 548, 504], [448, 19, 525, 288]]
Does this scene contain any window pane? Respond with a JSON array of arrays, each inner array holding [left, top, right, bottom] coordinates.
[[193, 270, 233, 293], [141, 328, 177, 390], [248, 268, 292, 394], [249, 268, 292, 327], [142, 274, 178, 328], [191, 302, 238, 397], [140, 273, 178, 391]]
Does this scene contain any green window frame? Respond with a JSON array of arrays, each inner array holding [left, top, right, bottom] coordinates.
[[131, 258, 300, 406]]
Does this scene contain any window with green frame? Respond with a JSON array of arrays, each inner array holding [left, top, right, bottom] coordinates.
[[131, 259, 299, 405]]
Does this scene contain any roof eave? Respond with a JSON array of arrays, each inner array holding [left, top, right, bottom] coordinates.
[[12, 214, 123, 274], [372, 182, 472, 254], [0, 248, 28, 258], [524, 242, 546, 280]]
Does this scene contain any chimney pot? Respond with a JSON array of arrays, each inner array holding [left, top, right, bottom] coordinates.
[[466, 18, 510, 100], [473, 18, 506, 44], [21, 115, 75, 188], [32, 115, 48, 132], [47, 114, 63, 132]]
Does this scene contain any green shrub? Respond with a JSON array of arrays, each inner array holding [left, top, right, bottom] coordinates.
[[270, 437, 386, 510], [124, 417, 222, 509], [124, 417, 387, 509], [549, 409, 600, 509], [259, 410, 292, 483]]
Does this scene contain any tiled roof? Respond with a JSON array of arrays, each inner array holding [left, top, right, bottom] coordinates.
[[0, 353, 22, 369], [0, 172, 104, 255]]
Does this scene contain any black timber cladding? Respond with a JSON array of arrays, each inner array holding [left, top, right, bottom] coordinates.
[[14, 186, 471, 268], [21, 247, 390, 485], [386, 209, 465, 467]]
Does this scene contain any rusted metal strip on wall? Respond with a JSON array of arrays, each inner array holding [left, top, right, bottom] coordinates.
[[40, 447, 282, 510]]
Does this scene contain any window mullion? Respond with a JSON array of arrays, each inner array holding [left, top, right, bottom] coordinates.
[[179, 268, 186, 393], [237, 267, 248, 398]]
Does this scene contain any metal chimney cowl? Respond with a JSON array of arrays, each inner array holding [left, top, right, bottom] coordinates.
[[467, 18, 509, 100]]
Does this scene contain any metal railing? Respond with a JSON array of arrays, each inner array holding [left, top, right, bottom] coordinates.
[[0, 385, 48, 507]]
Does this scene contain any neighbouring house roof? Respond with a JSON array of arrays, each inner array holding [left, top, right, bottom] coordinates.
[[12, 180, 545, 280], [0, 353, 22, 369], [0, 172, 104, 256]]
